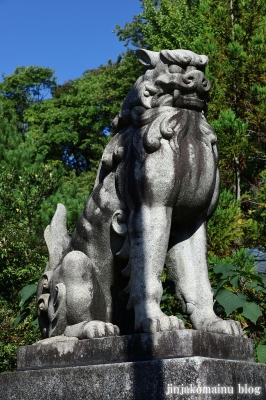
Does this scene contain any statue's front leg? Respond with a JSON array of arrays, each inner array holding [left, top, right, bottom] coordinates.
[[127, 205, 184, 333], [166, 221, 243, 336]]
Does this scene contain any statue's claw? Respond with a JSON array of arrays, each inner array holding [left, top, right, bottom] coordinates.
[[81, 321, 120, 339], [139, 314, 184, 334], [198, 317, 243, 336]]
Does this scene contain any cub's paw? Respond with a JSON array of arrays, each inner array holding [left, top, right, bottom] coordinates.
[[80, 321, 120, 339], [139, 314, 184, 334], [199, 317, 243, 336]]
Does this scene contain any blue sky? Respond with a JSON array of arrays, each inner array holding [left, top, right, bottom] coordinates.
[[0, 0, 142, 84]]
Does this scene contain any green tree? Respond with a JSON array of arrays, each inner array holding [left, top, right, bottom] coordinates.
[[242, 170, 266, 247], [116, 0, 200, 51], [0, 66, 57, 131], [193, 0, 266, 198], [25, 52, 141, 173], [0, 100, 62, 371], [211, 110, 249, 199], [207, 189, 251, 257]]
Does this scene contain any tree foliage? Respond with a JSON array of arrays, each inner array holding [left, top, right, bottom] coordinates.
[[193, 0, 266, 197], [116, 0, 201, 51], [207, 189, 250, 257], [0, 101, 58, 371], [208, 254, 266, 361], [25, 53, 141, 173], [0, 101, 61, 300], [0, 66, 57, 132], [1, 0, 266, 371]]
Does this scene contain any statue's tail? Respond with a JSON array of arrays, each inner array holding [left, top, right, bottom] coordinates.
[[37, 204, 71, 338], [44, 203, 71, 272]]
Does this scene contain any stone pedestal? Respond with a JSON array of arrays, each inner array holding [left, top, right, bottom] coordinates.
[[1, 331, 266, 399]]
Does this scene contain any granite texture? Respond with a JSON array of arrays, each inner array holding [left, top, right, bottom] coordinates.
[[1, 357, 266, 400], [17, 330, 254, 371], [37, 48, 242, 340]]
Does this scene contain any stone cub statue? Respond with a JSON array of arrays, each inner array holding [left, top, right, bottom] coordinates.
[[37, 49, 243, 339]]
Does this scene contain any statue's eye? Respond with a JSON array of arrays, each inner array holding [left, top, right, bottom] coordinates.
[[168, 64, 183, 73]]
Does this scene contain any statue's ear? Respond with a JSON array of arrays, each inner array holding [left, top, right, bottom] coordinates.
[[136, 49, 160, 67]]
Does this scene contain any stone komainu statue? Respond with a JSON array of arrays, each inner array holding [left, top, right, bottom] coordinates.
[[37, 49, 243, 339]]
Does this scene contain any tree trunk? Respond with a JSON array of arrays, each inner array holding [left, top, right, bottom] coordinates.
[[230, 0, 235, 39], [234, 157, 241, 200]]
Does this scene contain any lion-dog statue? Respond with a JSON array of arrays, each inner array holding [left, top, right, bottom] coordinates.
[[37, 49, 243, 340]]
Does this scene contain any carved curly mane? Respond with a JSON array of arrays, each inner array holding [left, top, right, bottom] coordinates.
[[99, 48, 216, 182]]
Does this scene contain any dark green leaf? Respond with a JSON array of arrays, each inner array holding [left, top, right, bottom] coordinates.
[[229, 275, 240, 287], [13, 309, 30, 328], [246, 282, 258, 288], [32, 318, 39, 331], [259, 275, 266, 286], [213, 264, 241, 279], [215, 289, 246, 315], [257, 345, 266, 363], [246, 282, 266, 293], [19, 284, 37, 307], [241, 272, 264, 284], [242, 302, 262, 324]]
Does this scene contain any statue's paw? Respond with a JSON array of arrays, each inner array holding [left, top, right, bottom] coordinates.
[[81, 321, 120, 339], [140, 314, 184, 334], [200, 317, 243, 336]]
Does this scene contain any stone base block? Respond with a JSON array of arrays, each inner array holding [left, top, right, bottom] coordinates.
[[1, 331, 265, 399], [1, 356, 266, 399], [17, 330, 253, 370]]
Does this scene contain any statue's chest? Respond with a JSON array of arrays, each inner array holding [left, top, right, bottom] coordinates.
[[172, 134, 218, 220]]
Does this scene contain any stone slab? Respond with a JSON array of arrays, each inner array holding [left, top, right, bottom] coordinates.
[[17, 330, 254, 370], [1, 357, 266, 399]]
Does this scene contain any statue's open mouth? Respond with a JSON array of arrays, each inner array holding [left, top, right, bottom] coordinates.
[[174, 94, 205, 111]]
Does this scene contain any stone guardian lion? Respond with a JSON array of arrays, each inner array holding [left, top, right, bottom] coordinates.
[[37, 49, 243, 339]]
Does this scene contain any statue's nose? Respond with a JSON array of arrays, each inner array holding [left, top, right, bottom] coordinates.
[[182, 70, 211, 93]]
